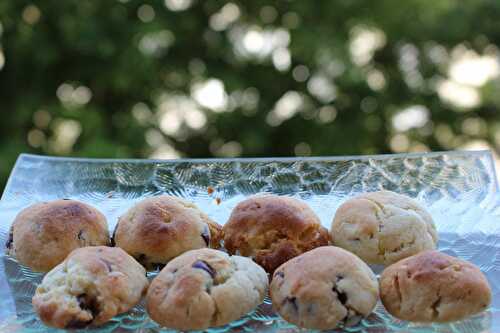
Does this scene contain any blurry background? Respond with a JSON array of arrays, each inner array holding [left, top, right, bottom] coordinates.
[[1, 0, 500, 192]]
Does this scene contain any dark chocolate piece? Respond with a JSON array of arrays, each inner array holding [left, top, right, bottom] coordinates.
[[333, 286, 347, 305], [274, 271, 285, 279], [100, 259, 113, 272], [76, 293, 100, 320], [192, 260, 216, 278], [285, 296, 298, 312]]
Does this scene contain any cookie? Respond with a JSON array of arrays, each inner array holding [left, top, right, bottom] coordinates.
[[146, 248, 268, 330], [32, 246, 148, 329], [6, 199, 109, 272], [331, 191, 437, 265], [113, 195, 222, 269], [223, 194, 330, 273], [380, 250, 491, 322], [270, 246, 378, 330]]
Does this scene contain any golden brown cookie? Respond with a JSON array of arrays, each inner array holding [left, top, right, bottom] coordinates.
[[113, 195, 222, 269], [331, 191, 437, 265], [270, 246, 379, 330], [32, 246, 148, 329], [146, 248, 268, 330], [223, 194, 330, 273], [6, 199, 109, 272], [380, 250, 491, 322]]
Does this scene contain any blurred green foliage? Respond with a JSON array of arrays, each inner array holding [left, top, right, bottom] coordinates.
[[1, 0, 500, 192]]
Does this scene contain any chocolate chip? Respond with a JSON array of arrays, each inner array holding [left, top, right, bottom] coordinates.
[[201, 225, 210, 246], [66, 319, 92, 329], [77, 294, 100, 318], [5, 229, 13, 250], [332, 286, 347, 305], [192, 260, 216, 278], [274, 271, 285, 279], [100, 259, 113, 272], [336, 275, 343, 282], [285, 296, 298, 312], [77, 230, 85, 241]]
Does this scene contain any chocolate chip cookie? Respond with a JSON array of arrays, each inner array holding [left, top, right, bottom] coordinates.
[[223, 194, 330, 273], [6, 199, 109, 272], [32, 246, 148, 329], [146, 248, 268, 330], [270, 246, 379, 330], [331, 191, 437, 265], [113, 195, 222, 269], [380, 250, 491, 322]]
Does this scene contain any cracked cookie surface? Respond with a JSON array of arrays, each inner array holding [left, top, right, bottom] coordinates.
[[7, 199, 109, 272], [114, 195, 222, 269], [32, 246, 148, 329], [380, 250, 491, 322], [146, 248, 268, 330], [223, 194, 330, 274], [331, 191, 437, 265], [270, 246, 378, 330]]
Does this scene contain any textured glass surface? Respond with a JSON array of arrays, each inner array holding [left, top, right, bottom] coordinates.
[[1, 151, 499, 332]]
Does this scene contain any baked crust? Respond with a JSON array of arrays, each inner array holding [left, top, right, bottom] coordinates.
[[32, 246, 148, 329], [380, 250, 491, 322], [223, 195, 330, 273], [7, 199, 109, 272], [146, 248, 268, 330], [270, 246, 379, 330], [331, 191, 437, 265], [114, 195, 222, 269]]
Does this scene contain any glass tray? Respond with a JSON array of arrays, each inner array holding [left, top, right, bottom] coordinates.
[[1, 151, 499, 333]]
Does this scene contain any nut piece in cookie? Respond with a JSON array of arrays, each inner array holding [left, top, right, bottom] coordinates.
[[114, 195, 222, 269], [146, 248, 268, 330], [32, 246, 148, 329], [223, 194, 330, 273], [7, 200, 109, 272], [331, 191, 437, 265], [270, 246, 379, 330], [380, 250, 491, 322]]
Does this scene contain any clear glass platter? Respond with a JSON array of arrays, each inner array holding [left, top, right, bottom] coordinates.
[[0, 151, 499, 333]]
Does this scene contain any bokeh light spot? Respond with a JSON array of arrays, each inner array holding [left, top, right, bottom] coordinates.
[[209, 3, 240, 31], [22, 5, 41, 25], [137, 4, 155, 22], [392, 105, 429, 132], [292, 65, 310, 82], [33, 110, 51, 129], [294, 142, 312, 156], [164, 0, 192, 11], [27, 129, 45, 148], [192, 79, 228, 112]]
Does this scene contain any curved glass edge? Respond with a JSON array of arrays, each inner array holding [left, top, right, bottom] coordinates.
[[2, 150, 498, 209], [10, 149, 498, 164]]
